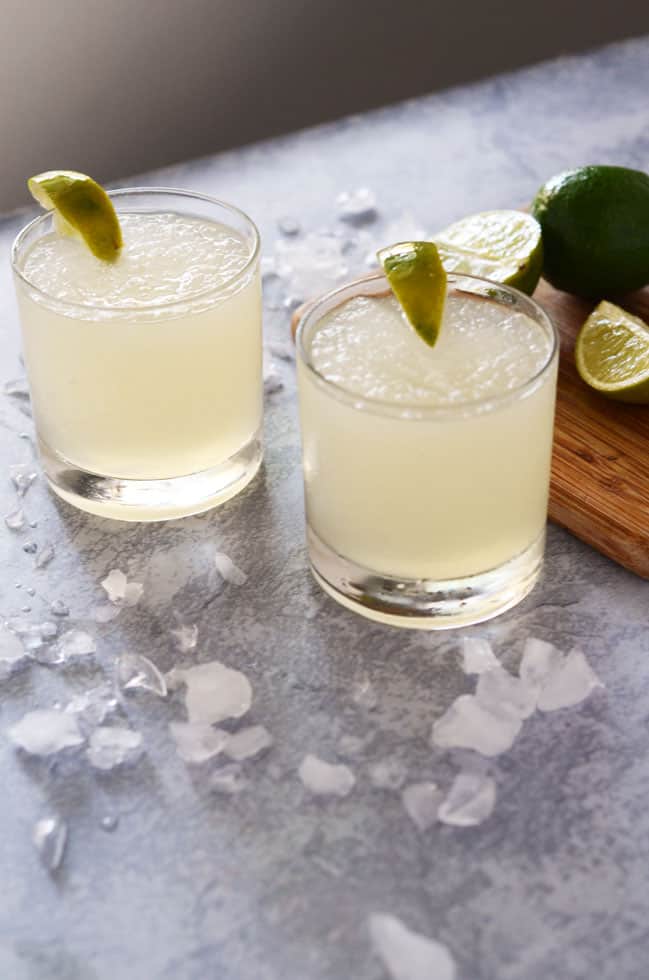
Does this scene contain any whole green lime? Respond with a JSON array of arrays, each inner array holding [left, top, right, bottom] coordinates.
[[531, 165, 649, 298]]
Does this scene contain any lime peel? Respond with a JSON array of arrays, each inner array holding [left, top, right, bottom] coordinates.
[[378, 241, 447, 348], [28, 171, 123, 262]]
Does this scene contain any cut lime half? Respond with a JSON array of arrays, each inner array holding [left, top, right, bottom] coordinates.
[[575, 300, 649, 403], [435, 210, 543, 295], [377, 240, 447, 348], [28, 171, 123, 262]]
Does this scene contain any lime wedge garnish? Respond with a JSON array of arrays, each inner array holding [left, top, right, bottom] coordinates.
[[28, 171, 123, 262], [434, 210, 543, 295], [377, 241, 447, 347], [575, 300, 649, 403]]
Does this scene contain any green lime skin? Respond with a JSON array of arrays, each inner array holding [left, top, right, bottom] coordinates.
[[532, 165, 649, 298]]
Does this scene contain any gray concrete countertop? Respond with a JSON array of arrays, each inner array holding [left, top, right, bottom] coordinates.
[[2, 35, 649, 980]]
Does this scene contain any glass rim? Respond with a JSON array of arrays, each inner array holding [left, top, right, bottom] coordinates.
[[10, 186, 261, 315], [295, 271, 559, 420]]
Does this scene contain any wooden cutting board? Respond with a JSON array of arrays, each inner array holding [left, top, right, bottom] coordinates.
[[291, 282, 649, 579], [536, 279, 649, 579]]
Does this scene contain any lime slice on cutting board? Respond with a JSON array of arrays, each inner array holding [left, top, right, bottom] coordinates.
[[575, 300, 649, 403], [377, 240, 447, 347], [28, 170, 123, 262], [434, 209, 543, 295]]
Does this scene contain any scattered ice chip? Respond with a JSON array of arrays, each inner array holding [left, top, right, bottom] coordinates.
[[0, 627, 28, 679], [431, 694, 522, 757], [351, 676, 378, 711], [6, 618, 47, 653], [50, 600, 70, 617], [93, 602, 122, 623], [170, 621, 198, 654], [5, 507, 26, 531], [461, 637, 500, 675], [336, 188, 378, 225], [57, 630, 96, 660], [124, 582, 144, 606], [268, 341, 295, 362], [224, 725, 273, 762], [115, 652, 167, 698], [263, 360, 284, 396], [34, 543, 55, 569], [86, 726, 143, 770], [278, 216, 301, 237], [402, 782, 442, 832], [369, 757, 408, 791], [261, 269, 288, 311], [274, 232, 348, 299], [33, 816, 67, 872], [169, 721, 229, 764], [537, 648, 604, 712], [336, 732, 373, 759], [368, 913, 456, 980], [4, 377, 30, 398], [9, 463, 37, 497], [100, 814, 119, 832], [177, 661, 253, 724], [214, 552, 248, 586], [101, 569, 143, 607], [8, 709, 84, 755], [22, 541, 38, 554], [209, 763, 248, 795], [298, 754, 355, 798], [438, 770, 497, 828], [65, 683, 119, 730], [519, 637, 564, 703], [476, 666, 536, 721]]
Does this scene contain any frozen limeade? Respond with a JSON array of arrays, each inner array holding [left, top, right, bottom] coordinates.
[[12, 176, 262, 520], [296, 241, 558, 628]]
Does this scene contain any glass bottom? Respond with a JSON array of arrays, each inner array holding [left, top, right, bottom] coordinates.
[[307, 527, 545, 630], [39, 432, 263, 522]]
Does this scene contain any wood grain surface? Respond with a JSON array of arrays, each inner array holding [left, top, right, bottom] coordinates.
[[291, 283, 649, 579]]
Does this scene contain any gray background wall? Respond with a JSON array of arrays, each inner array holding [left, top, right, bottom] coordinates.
[[1, 0, 649, 212]]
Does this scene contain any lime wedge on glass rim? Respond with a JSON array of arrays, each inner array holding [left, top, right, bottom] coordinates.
[[575, 300, 649, 403], [434, 209, 543, 296], [28, 171, 123, 262], [377, 240, 447, 347]]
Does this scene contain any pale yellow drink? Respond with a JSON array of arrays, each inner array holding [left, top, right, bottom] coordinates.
[[296, 274, 558, 628], [12, 191, 262, 520]]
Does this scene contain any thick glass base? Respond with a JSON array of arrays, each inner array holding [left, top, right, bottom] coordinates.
[[40, 433, 263, 522], [308, 527, 545, 630]]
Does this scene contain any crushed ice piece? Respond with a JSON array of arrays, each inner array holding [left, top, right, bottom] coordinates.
[[26, 587, 35, 597], [100, 814, 119, 832], [9, 463, 37, 497], [34, 543, 55, 569], [9, 709, 84, 755], [277, 216, 300, 236], [101, 569, 143, 607], [50, 599, 70, 617], [0, 627, 28, 678], [214, 552, 247, 586], [337, 187, 378, 224], [261, 269, 288, 311], [33, 816, 67, 872], [5, 507, 26, 531], [169, 721, 229, 764], [22, 541, 38, 554], [368, 914, 457, 980], [476, 666, 536, 721], [263, 360, 284, 396], [65, 683, 119, 730], [115, 652, 167, 698], [268, 341, 295, 362], [56, 630, 96, 660], [224, 725, 273, 761], [93, 602, 122, 623], [6, 618, 48, 652], [21, 605, 32, 613], [177, 661, 253, 724], [431, 694, 521, 757], [402, 782, 443, 832], [28, 520, 38, 528], [298, 754, 355, 798], [336, 732, 373, 758], [369, 757, 408, 791], [518, 637, 564, 702], [537, 648, 604, 712], [461, 637, 500, 675], [438, 770, 497, 828], [86, 726, 143, 770], [274, 232, 348, 299], [209, 763, 248, 795], [351, 677, 378, 711], [170, 621, 198, 654], [4, 377, 30, 398]]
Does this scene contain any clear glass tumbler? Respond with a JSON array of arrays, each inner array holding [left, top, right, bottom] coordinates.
[[296, 272, 559, 629], [12, 188, 262, 521]]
